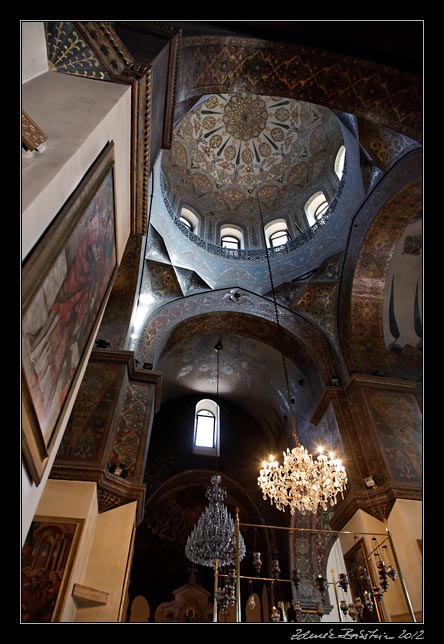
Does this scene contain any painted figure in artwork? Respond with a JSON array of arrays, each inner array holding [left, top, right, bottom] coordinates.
[[22, 172, 115, 443]]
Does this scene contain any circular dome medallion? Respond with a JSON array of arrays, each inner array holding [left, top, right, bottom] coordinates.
[[223, 95, 268, 141], [163, 93, 344, 236]]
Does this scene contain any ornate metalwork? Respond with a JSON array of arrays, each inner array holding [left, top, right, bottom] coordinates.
[[160, 158, 347, 261]]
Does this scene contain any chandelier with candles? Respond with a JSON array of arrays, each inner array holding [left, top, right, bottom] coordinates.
[[258, 438, 348, 514]]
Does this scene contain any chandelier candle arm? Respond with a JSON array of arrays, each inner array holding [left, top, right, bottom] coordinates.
[[258, 445, 347, 514]]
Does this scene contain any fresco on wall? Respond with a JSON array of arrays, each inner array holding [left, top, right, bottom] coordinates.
[[56, 361, 124, 461], [178, 36, 421, 139], [109, 382, 153, 481], [384, 218, 422, 352], [365, 389, 422, 484], [346, 181, 422, 377], [22, 519, 80, 622]]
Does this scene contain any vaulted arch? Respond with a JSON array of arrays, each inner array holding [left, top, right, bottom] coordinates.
[[176, 35, 421, 140], [139, 291, 339, 386], [338, 151, 422, 378]]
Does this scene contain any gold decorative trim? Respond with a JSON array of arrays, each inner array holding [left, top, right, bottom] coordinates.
[[346, 373, 417, 394], [162, 29, 181, 149], [118, 21, 179, 39], [22, 110, 48, 151], [117, 22, 181, 150], [73, 21, 133, 76], [71, 22, 151, 236]]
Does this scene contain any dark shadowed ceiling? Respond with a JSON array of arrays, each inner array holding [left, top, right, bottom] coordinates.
[[156, 333, 305, 439]]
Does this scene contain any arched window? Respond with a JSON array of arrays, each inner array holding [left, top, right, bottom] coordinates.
[[180, 207, 199, 233], [270, 229, 290, 247], [180, 216, 192, 230], [220, 225, 244, 250], [221, 235, 240, 250], [193, 399, 220, 456], [264, 219, 290, 248], [334, 145, 346, 180], [305, 192, 330, 227]]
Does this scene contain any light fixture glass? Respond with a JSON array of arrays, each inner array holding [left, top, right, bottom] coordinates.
[[258, 438, 348, 514], [185, 475, 246, 568]]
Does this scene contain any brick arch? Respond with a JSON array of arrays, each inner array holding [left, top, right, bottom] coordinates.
[[176, 35, 421, 140], [346, 182, 422, 376], [140, 292, 339, 386]]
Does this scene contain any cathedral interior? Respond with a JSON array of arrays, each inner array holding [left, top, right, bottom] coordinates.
[[21, 20, 423, 624]]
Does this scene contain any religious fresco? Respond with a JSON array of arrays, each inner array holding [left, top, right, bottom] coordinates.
[[338, 148, 422, 378], [22, 519, 81, 622], [349, 182, 422, 376], [383, 218, 422, 355], [177, 36, 421, 140], [364, 389, 422, 485]]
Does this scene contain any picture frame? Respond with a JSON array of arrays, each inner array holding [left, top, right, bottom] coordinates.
[[22, 142, 118, 484], [21, 516, 83, 622]]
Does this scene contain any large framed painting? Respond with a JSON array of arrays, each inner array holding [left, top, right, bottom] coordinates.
[[22, 516, 83, 622], [22, 142, 117, 484]]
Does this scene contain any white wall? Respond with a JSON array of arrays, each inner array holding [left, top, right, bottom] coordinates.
[[339, 506, 422, 622], [387, 499, 422, 619], [383, 218, 422, 349], [21, 22, 48, 83], [33, 481, 137, 622], [75, 502, 136, 622], [321, 538, 355, 624], [22, 71, 132, 262], [22, 36, 132, 543]]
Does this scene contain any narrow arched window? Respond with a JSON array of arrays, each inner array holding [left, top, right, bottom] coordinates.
[[334, 145, 346, 180], [180, 207, 199, 233], [180, 216, 192, 230], [270, 229, 289, 247], [264, 219, 289, 248], [193, 399, 220, 456], [221, 235, 240, 250], [220, 225, 244, 250], [305, 192, 329, 227]]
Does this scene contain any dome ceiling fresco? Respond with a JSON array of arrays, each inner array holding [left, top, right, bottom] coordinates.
[[162, 93, 343, 223]]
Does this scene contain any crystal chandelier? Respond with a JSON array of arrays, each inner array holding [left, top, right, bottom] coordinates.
[[249, 148, 347, 515], [258, 437, 348, 514], [185, 474, 246, 568]]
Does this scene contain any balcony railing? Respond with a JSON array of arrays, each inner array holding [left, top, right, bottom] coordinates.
[[160, 158, 346, 261]]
